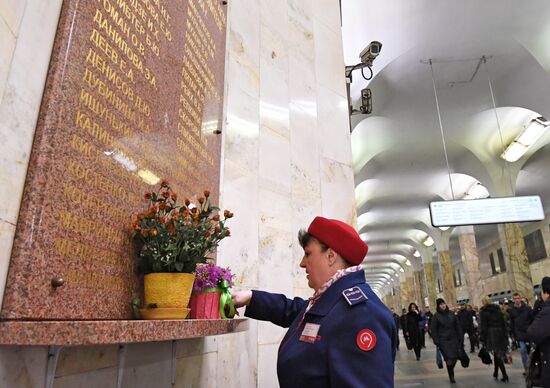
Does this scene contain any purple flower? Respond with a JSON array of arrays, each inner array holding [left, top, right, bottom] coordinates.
[[193, 264, 234, 292]]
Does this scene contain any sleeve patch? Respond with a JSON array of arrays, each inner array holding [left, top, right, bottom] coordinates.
[[356, 329, 377, 351]]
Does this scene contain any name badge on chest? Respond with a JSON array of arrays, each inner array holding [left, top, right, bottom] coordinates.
[[342, 286, 368, 306], [299, 323, 321, 344]]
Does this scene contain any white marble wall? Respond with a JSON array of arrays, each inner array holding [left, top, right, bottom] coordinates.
[[216, 0, 353, 386], [0, 0, 353, 387], [0, 0, 63, 311]]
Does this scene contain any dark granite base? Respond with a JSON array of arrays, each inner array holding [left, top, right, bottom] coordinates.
[[0, 318, 248, 346]]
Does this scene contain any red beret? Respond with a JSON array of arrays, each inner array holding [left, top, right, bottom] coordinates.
[[307, 216, 368, 265]]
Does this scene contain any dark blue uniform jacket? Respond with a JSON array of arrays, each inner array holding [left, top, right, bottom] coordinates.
[[245, 270, 396, 387]]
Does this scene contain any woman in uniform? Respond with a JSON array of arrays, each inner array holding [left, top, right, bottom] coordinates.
[[232, 216, 397, 387]]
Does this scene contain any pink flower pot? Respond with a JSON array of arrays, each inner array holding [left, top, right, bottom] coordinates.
[[189, 289, 221, 319]]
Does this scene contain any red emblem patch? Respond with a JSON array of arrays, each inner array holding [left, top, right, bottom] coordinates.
[[356, 329, 376, 351]]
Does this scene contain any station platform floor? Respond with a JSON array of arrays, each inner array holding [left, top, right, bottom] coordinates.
[[394, 334, 526, 387]]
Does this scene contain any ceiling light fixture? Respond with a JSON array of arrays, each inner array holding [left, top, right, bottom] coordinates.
[[423, 236, 434, 247], [463, 182, 489, 200], [501, 117, 550, 162]]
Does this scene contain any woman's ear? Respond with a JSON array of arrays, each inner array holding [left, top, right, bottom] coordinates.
[[326, 248, 337, 266]]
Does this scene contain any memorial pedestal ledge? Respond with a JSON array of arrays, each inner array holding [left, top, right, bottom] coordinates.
[[0, 318, 248, 346]]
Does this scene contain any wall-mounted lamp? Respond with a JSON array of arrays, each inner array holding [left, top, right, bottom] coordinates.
[[413, 250, 421, 257], [439, 226, 449, 231], [501, 117, 549, 162], [399, 267, 405, 273], [405, 259, 411, 266], [463, 182, 489, 200], [423, 236, 434, 247]]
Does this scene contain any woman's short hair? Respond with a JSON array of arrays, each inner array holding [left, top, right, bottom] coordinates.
[[481, 297, 492, 306], [298, 229, 329, 251]]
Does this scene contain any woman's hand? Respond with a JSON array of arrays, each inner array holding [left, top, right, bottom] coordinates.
[[232, 290, 253, 308]]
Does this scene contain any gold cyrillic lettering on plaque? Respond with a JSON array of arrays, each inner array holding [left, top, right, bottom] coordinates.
[[1, 0, 227, 320]]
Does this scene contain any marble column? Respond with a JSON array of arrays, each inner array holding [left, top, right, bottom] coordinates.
[[457, 226, 484, 307], [438, 251, 457, 306], [405, 269, 416, 306], [498, 223, 535, 299], [400, 271, 415, 308], [394, 283, 403, 311], [423, 261, 438, 308], [414, 270, 426, 306], [392, 289, 400, 311]]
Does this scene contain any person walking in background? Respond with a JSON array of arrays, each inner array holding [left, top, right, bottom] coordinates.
[[424, 305, 434, 341], [405, 302, 423, 360], [391, 307, 401, 351], [418, 307, 427, 348], [501, 303, 512, 348], [400, 308, 408, 348], [533, 293, 544, 318], [473, 305, 481, 350], [457, 303, 476, 353], [424, 305, 434, 332], [527, 276, 550, 388], [480, 297, 509, 382], [510, 292, 533, 372], [431, 298, 462, 384]]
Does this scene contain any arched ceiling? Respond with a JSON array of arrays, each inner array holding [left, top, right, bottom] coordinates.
[[342, 1, 550, 294]]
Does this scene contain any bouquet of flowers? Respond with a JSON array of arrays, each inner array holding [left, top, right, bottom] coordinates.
[[193, 263, 234, 292], [132, 180, 233, 274]]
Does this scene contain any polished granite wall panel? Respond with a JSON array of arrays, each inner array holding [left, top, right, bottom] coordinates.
[[3, 0, 228, 320], [0, 0, 62, 309]]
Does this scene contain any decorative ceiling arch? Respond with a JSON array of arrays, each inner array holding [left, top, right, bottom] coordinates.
[[342, 0, 550, 295]]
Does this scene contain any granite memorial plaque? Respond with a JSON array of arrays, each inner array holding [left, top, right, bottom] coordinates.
[[1, 0, 228, 320]]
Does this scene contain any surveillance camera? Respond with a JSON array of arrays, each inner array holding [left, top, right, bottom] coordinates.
[[360, 88, 372, 114], [359, 41, 382, 65]]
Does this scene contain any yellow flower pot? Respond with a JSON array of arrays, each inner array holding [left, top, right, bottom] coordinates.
[[143, 273, 195, 308]]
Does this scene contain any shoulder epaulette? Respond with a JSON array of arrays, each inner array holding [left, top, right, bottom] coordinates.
[[342, 286, 368, 306]]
